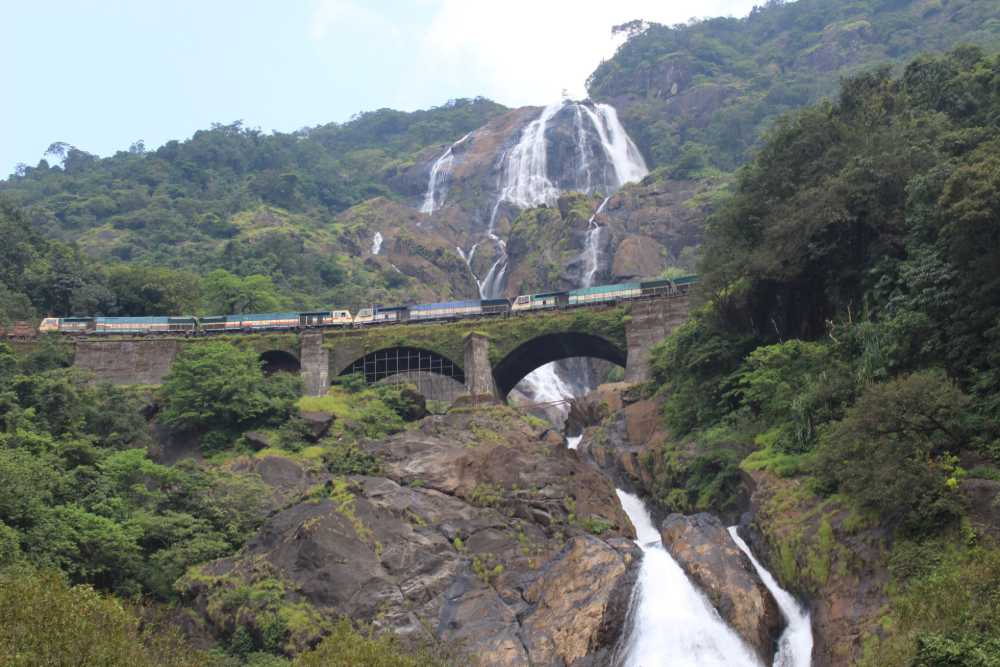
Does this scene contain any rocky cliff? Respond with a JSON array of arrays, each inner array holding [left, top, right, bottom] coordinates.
[[177, 405, 641, 665]]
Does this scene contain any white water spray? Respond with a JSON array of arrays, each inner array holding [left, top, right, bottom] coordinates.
[[729, 527, 813, 667], [582, 196, 611, 287], [615, 490, 762, 667], [421, 132, 472, 214], [371, 231, 383, 255]]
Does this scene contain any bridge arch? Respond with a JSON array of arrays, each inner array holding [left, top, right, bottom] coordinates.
[[338, 346, 466, 385], [260, 349, 300, 375], [492, 332, 627, 398]]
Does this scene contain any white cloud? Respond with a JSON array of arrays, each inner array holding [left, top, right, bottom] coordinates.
[[415, 0, 761, 106]]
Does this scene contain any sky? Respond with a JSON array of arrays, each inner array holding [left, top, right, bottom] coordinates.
[[1, 0, 761, 176]]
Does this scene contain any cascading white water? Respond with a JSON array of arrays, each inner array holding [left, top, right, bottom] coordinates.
[[578, 104, 649, 188], [574, 105, 594, 194], [421, 132, 472, 214], [496, 101, 565, 209], [371, 231, 383, 255], [514, 360, 577, 423], [615, 490, 763, 667], [458, 100, 648, 299], [728, 527, 813, 667], [582, 195, 611, 287]]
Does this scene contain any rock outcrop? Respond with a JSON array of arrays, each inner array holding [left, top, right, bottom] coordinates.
[[178, 406, 641, 665], [660, 513, 784, 664]]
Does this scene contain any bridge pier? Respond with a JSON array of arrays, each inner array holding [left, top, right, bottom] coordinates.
[[463, 332, 499, 401], [624, 297, 689, 383], [300, 331, 329, 397]]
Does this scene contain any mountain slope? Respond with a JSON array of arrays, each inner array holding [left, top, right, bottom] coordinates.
[[589, 0, 1000, 174]]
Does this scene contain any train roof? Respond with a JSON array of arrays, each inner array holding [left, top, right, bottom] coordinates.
[[410, 299, 481, 310], [569, 282, 640, 296], [231, 312, 301, 321], [94, 316, 173, 323]]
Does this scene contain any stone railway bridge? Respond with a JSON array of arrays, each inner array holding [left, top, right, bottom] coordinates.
[[71, 295, 690, 401]]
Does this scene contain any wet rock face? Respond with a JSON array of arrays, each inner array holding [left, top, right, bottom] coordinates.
[[660, 513, 784, 664], [745, 470, 888, 667], [178, 406, 640, 665]]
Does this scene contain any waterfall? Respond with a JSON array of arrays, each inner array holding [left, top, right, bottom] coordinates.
[[421, 132, 472, 214], [477, 236, 508, 299], [728, 527, 813, 667], [615, 491, 763, 667], [574, 105, 594, 194], [496, 101, 564, 208], [495, 100, 648, 210], [371, 231, 383, 255], [582, 195, 611, 287], [578, 104, 649, 188]]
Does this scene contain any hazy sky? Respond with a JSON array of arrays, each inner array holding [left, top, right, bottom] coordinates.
[[2, 0, 760, 176]]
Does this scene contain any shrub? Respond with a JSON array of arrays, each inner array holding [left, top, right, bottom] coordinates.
[[293, 618, 455, 667], [0, 568, 217, 666], [160, 342, 297, 433], [815, 370, 971, 534]]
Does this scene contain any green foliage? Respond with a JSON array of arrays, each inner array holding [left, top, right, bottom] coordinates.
[[0, 100, 506, 310], [0, 568, 219, 666], [733, 340, 855, 452], [649, 311, 756, 434], [815, 371, 972, 534], [588, 0, 1000, 176], [203, 269, 283, 314], [862, 541, 1000, 666], [0, 346, 269, 600], [468, 483, 503, 508], [160, 342, 298, 433], [321, 440, 380, 476], [292, 618, 457, 667]]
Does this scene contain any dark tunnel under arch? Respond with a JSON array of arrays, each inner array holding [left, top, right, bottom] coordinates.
[[492, 332, 627, 398], [338, 346, 466, 385], [259, 350, 301, 375]]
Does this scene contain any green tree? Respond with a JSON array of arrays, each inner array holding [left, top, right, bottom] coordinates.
[[159, 342, 272, 430], [815, 370, 972, 534], [0, 568, 218, 666], [203, 269, 282, 314]]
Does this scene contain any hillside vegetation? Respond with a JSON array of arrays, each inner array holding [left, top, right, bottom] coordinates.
[[590, 0, 1000, 177], [646, 47, 1000, 664], [0, 99, 504, 318]]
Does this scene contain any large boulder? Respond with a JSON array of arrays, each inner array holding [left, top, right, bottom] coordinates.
[[299, 410, 334, 441], [660, 513, 783, 664], [519, 535, 640, 666]]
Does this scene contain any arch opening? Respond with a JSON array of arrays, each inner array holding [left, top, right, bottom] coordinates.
[[339, 347, 465, 386], [260, 350, 300, 375], [493, 332, 626, 398]]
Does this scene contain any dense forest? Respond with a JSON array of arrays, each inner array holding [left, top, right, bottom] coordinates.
[[590, 0, 1000, 178], [645, 47, 1000, 664]]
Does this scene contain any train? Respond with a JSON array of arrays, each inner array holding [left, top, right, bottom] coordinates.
[[29, 275, 696, 337]]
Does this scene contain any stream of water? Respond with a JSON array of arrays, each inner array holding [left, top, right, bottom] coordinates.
[[729, 527, 813, 667], [614, 490, 763, 667]]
